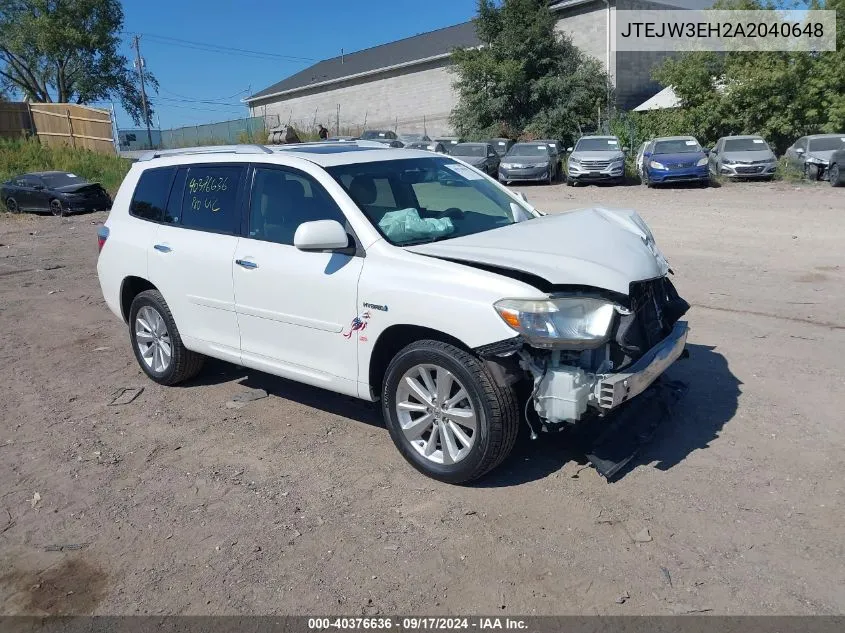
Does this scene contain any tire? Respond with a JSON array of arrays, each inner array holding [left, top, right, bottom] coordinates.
[[5, 197, 19, 213], [805, 163, 819, 181], [830, 163, 843, 187], [381, 340, 519, 484], [546, 171, 553, 185], [128, 289, 204, 385], [50, 199, 66, 217]]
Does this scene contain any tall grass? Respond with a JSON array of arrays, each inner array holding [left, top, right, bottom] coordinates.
[[0, 138, 131, 200]]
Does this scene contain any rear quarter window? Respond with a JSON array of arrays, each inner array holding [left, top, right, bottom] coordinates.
[[130, 167, 176, 222]]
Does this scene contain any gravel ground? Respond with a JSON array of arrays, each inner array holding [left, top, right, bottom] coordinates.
[[0, 178, 843, 616]]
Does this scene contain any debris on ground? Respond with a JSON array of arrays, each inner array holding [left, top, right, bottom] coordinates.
[[615, 590, 630, 604], [30, 492, 41, 508], [108, 386, 144, 406], [632, 527, 653, 543], [661, 566, 673, 587], [44, 543, 88, 552], [226, 388, 269, 409]]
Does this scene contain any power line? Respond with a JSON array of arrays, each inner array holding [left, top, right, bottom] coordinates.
[[133, 32, 315, 63], [158, 85, 250, 102], [157, 95, 246, 107]]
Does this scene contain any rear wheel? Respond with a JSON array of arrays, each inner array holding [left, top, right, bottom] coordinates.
[[830, 163, 843, 187], [129, 289, 204, 385], [382, 340, 519, 484], [5, 197, 18, 213]]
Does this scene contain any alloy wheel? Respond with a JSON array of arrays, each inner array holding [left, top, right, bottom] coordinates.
[[5, 198, 18, 213], [395, 363, 477, 465], [135, 305, 172, 373], [50, 199, 64, 216]]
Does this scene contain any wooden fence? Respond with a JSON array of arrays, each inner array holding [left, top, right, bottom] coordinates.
[[0, 102, 115, 155]]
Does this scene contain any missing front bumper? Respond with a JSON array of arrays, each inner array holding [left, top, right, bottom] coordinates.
[[597, 321, 689, 409], [530, 321, 689, 423]]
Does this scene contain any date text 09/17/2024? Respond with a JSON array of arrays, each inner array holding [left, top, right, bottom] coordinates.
[[307, 617, 528, 630]]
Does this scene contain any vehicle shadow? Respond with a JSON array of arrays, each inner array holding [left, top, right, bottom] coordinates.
[[475, 343, 741, 487], [183, 358, 384, 429], [184, 344, 740, 487]]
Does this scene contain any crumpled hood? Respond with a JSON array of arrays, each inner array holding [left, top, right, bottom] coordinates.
[[807, 149, 837, 163], [406, 208, 670, 295]]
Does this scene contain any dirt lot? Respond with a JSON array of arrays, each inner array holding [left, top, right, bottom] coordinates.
[[1, 179, 844, 616]]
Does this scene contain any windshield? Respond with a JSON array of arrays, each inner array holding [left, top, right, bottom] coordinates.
[[41, 173, 89, 188], [450, 144, 486, 157], [724, 138, 770, 152], [653, 139, 702, 154], [809, 137, 845, 152], [575, 138, 619, 151], [400, 134, 426, 142], [327, 157, 533, 246], [506, 144, 550, 157], [360, 130, 391, 139]]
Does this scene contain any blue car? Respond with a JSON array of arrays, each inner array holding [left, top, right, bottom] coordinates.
[[641, 136, 710, 187]]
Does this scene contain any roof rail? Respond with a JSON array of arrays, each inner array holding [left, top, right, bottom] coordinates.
[[274, 139, 388, 151], [136, 144, 273, 162]]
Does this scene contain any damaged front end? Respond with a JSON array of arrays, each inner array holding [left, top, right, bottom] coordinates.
[[479, 276, 690, 429]]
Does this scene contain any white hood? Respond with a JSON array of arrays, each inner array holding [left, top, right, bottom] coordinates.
[[406, 208, 670, 295]]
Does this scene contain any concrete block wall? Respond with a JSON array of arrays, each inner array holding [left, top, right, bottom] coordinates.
[[250, 59, 458, 138], [555, 7, 614, 82]]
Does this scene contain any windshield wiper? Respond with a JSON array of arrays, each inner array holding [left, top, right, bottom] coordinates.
[[401, 235, 455, 247]]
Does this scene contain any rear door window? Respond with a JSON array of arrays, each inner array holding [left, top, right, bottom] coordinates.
[[130, 167, 175, 222], [178, 165, 245, 234]]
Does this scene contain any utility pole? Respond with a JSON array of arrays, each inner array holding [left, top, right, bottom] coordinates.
[[132, 35, 153, 149]]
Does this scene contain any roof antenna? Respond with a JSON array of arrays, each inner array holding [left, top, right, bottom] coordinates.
[[341, 48, 344, 64]]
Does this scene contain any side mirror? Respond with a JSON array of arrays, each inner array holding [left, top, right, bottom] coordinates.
[[703, 148, 710, 155], [643, 152, 651, 158], [33, 184, 45, 190], [517, 191, 529, 203], [623, 147, 630, 153], [795, 148, 805, 155], [294, 220, 350, 252], [566, 147, 573, 153]]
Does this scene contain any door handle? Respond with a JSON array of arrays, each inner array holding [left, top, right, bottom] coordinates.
[[153, 244, 171, 253], [235, 259, 258, 269]]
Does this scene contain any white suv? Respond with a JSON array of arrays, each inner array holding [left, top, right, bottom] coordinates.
[[97, 142, 689, 483]]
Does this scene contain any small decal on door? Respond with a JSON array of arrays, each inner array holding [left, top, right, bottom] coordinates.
[[342, 311, 370, 339]]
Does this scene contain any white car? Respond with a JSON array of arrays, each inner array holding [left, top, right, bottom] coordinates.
[[96, 142, 689, 483]]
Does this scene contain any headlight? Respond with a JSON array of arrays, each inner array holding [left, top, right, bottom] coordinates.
[[806, 156, 828, 165], [610, 160, 624, 167], [494, 297, 617, 349], [530, 163, 548, 169], [696, 157, 708, 166], [568, 157, 580, 165], [501, 163, 514, 169], [649, 160, 667, 170]]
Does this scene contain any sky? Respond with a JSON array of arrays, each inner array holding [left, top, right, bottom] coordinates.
[[112, 0, 479, 131]]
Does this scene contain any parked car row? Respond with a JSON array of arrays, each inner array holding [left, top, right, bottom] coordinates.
[[635, 132, 845, 187]]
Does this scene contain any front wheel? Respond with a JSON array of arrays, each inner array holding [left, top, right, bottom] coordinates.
[[830, 163, 843, 187], [5, 197, 19, 213], [50, 199, 66, 217], [129, 289, 204, 385], [381, 340, 519, 484], [805, 163, 820, 181]]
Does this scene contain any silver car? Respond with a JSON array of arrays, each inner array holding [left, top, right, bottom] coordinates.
[[566, 135, 626, 185], [709, 135, 777, 180], [784, 134, 845, 180]]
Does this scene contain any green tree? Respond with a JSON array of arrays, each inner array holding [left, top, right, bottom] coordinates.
[[449, 0, 611, 141], [0, 0, 156, 125], [638, 0, 844, 153]]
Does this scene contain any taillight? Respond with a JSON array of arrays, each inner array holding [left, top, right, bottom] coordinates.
[[97, 226, 109, 253]]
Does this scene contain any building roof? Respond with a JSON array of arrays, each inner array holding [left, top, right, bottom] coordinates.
[[632, 86, 680, 111], [246, 21, 480, 103]]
